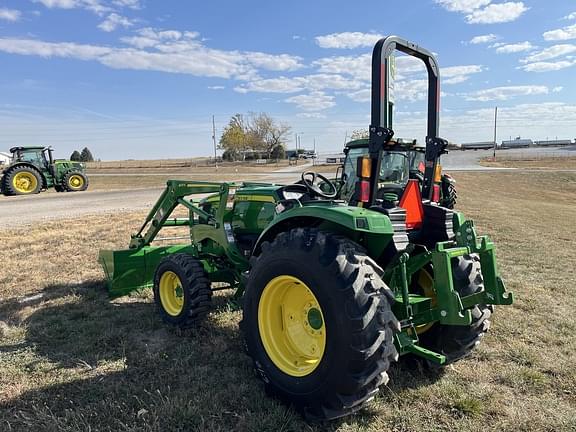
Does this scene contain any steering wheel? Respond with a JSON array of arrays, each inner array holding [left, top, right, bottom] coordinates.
[[301, 171, 337, 199]]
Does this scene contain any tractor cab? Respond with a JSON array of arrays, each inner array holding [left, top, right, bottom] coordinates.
[[10, 146, 53, 168], [339, 138, 427, 207]]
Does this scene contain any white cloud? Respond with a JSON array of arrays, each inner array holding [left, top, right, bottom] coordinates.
[[543, 23, 576, 41], [112, 0, 141, 8], [0, 8, 21, 21], [297, 112, 326, 119], [436, 0, 491, 13], [436, 1, 528, 24], [346, 88, 371, 103], [312, 53, 426, 83], [521, 44, 576, 63], [207, 85, 224, 90], [470, 34, 498, 44], [0, 35, 303, 80], [465, 85, 549, 101], [34, 0, 78, 8], [242, 52, 302, 72], [442, 65, 483, 77], [285, 92, 335, 111], [494, 41, 535, 53], [552, 86, 563, 92], [313, 53, 372, 81], [519, 59, 576, 72], [234, 74, 364, 94], [466, 2, 528, 24], [315, 32, 383, 49], [98, 13, 134, 32], [563, 12, 576, 20], [34, 0, 112, 14]]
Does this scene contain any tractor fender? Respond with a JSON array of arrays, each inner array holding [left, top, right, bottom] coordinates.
[[2, 162, 48, 188], [252, 204, 395, 258]]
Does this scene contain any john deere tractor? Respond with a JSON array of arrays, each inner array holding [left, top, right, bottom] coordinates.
[[99, 36, 513, 420], [1, 146, 89, 196]]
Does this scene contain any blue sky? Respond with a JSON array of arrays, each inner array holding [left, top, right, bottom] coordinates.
[[0, 0, 574, 160]]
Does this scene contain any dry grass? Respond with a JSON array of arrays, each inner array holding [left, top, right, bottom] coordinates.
[[480, 156, 576, 169], [1, 172, 576, 431]]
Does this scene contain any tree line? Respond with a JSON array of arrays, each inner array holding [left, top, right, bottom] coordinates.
[[70, 147, 95, 162], [219, 112, 290, 161]]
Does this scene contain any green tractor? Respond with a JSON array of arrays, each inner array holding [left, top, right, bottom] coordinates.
[[339, 139, 458, 209], [0, 146, 89, 196], [99, 36, 513, 420]]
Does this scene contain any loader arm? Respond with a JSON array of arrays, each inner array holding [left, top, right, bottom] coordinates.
[[129, 180, 239, 250]]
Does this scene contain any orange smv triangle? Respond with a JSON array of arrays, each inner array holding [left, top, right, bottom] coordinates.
[[399, 179, 424, 229]]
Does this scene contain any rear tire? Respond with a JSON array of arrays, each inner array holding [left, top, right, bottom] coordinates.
[[243, 228, 399, 420], [440, 178, 457, 209], [418, 254, 492, 365], [153, 254, 212, 328], [3, 166, 42, 195], [63, 171, 89, 192]]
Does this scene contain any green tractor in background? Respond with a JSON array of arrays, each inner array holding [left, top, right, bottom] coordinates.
[[339, 139, 458, 209], [99, 36, 513, 420], [0, 146, 89, 196]]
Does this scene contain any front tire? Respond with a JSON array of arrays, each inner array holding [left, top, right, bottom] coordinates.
[[153, 254, 212, 328], [63, 171, 89, 192], [243, 228, 399, 420]]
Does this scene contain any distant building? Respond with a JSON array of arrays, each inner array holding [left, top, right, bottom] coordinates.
[[534, 139, 573, 147], [0, 151, 11, 165], [501, 137, 533, 148], [460, 141, 495, 150]]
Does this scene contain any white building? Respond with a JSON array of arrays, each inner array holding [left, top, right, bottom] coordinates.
[[0, 152, 11, 166]]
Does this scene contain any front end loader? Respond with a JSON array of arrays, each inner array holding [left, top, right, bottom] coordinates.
[[99, 36, 513, 421]]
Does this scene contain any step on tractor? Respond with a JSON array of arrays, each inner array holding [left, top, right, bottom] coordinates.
[[339, 139, 458, 209], [0, 146, 89, 196], [99, 36, 513, 421]]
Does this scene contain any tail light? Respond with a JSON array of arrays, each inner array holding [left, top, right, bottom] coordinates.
[[432, 184, 441, 202], [356, 180, 371, 203]]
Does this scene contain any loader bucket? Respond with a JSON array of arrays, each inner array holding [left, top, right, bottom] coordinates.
[[99, 248, 149, 298], [99, 245, 198, 298]]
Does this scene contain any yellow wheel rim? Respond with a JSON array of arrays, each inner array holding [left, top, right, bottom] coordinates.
[[13, 172, 38, 193], [258, 275, 326, 377], [68, 174, 84, 189], [415, 269, 436, 335], [159, 271, 184, 316]]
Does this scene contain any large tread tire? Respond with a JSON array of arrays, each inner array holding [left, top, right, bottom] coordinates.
[[419, 254, 492, 365], [63, 171, 89, 192], [3, 166, 42, 195], [243, 228, 399, 421], [153, 254, 212, 328], [440, 178, 457, 209]]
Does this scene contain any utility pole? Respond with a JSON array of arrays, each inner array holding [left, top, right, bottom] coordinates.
[[493, 106, 498, 159], [212, 115, 217, 167], [313, 138, 316, 166], [343, 131, 348, 146]]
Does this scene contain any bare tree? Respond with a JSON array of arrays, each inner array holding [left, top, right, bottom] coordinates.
[[248, 112, 291, 158]]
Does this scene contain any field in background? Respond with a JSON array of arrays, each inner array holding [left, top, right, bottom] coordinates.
[[1, 171, 575, 431], [480, 155, 576, 169], [85, 158, 294, 170]]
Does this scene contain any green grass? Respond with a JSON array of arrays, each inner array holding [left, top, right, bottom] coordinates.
[[1, 171, 576, 431]]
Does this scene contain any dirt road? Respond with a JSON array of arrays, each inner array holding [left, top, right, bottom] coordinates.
[[0, 188, 164, 228]]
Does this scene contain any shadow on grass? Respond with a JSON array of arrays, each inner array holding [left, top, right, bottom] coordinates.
[[0, 281, 446, 431], [0, 282, 306, 431]]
